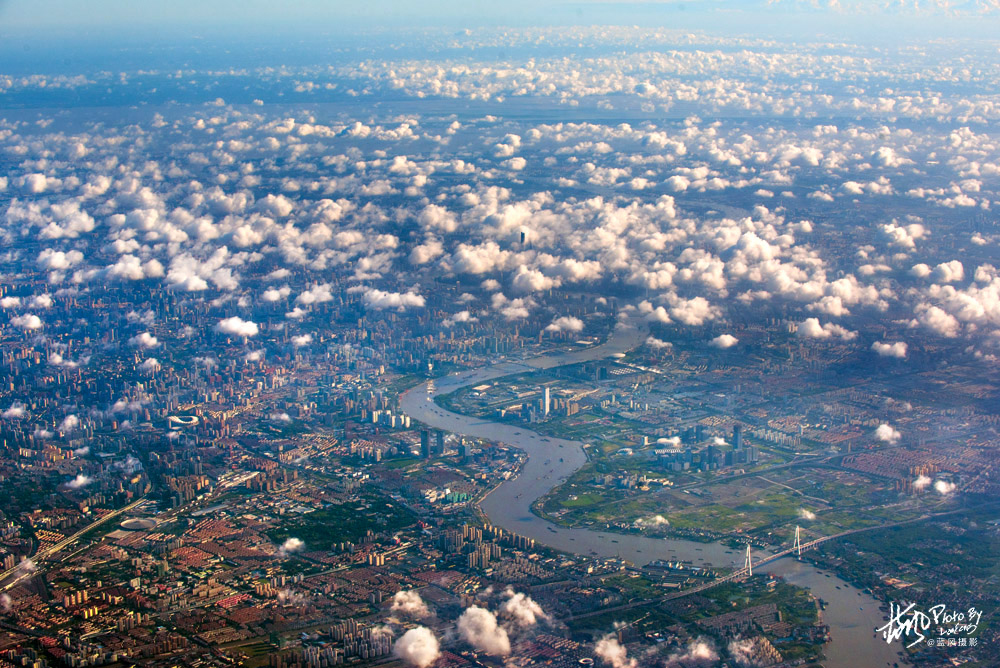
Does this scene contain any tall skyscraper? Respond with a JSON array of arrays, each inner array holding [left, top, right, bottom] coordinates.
[[733, 425, 743, 451], [543, 387, 550, 416], [420, 430, 430, 459]]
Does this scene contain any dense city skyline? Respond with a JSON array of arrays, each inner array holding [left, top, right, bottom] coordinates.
[[1, 4, 998, 668]]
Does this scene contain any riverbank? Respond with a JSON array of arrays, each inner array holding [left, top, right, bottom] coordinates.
[[399, 321, 908, 668]]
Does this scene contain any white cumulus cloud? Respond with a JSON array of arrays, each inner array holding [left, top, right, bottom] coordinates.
[[129, 332, 159, 349], [215, 316, 259, 337], [499, 589, 548, 627], [394, 627, 440, 668], [795, 317, 856, 341], [875, 423, 901, 445], [391, 590, 430, 619], [872, 341, 907, 358], [545, 316, 584, 333], [934, 480, 956, 495], [278, 537, 304, 556], [595, 634, 636, 668], [709, 334, 738, 349], [362, 289, 426, 311], [10, 314, 43, 330], [457, 606, 510, 656], [66, 474, 92, 489]]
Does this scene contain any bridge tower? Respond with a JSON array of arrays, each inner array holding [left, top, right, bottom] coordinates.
[[743, 544, 752, 576], [794, 525, 802, 557]]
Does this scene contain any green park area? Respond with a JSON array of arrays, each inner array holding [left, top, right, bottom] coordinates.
[[266, 493, 415, 547], [538, 459, 949, 545], [818, 505, 1000, 616]]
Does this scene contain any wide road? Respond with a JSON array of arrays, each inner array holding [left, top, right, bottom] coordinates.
[[400, 319, 908, 668], [0, 496, 148, 592]]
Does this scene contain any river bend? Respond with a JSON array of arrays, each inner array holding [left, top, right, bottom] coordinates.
[[399, 322, 906, 668]]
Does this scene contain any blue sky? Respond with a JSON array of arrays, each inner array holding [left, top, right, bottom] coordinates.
[[2, 0, 999, 43], [8, 0, 598, 30]]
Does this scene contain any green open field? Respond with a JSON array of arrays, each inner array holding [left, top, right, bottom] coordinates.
[[266, 493, 415, 547]]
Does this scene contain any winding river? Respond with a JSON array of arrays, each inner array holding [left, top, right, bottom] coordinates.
[[399, 321, 908, 668]]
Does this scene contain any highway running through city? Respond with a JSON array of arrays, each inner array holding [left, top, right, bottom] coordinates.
[[0, 496, 149, 593]]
